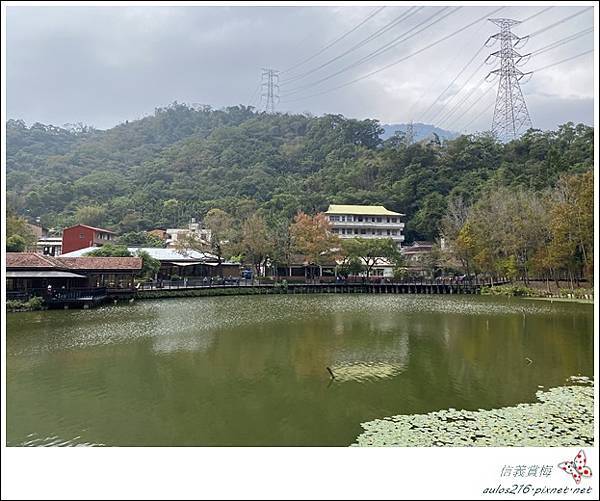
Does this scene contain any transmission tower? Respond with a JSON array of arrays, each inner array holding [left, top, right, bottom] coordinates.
[[485, 18, 532, 142], [405, 120, 415, 145], [260, 68, 280, 113]]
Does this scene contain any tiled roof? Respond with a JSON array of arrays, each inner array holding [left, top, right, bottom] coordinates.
[[6, 253, 65, 269], [6, 253, 142, 271], [59, 257, 142, 270], [326, 204, 404, 216]]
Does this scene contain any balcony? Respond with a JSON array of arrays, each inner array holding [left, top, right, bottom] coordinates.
[[336, 233, 405, 241], [330, 220, 405, 228]]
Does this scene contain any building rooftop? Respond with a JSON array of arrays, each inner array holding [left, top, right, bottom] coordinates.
[[60, 246, 218, 262], [63, 224, 117, 234], [6, 253, 65, 269], [325, 204, 404, 216], [6, 253, 142, 271]]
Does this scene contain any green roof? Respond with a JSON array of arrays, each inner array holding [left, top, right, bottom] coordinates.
[[325, 204, 404, 216]]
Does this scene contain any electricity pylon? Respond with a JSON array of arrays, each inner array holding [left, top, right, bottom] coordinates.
[[485, 18, 532, 142], [260, 68, 280, 113]]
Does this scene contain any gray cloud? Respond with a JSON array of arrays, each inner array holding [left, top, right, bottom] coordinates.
[[6, 4, 595, 132]]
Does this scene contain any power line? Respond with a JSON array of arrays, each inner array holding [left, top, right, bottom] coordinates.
[[530, 48, 593, 73], [281, 7, 421, 85], [531, 27, 593, 56], [453, 85, 496, 130], [419, 5, 552, 123], [429, 9, 589, 129], [457, 49, 593, 132], [528, 7, 592, 37], [418, 45, 486, 123], [440, 33, 594, 130], [281, 6, 386, 74], [281, 7, 460, 98], [281, 6, 504, 104]]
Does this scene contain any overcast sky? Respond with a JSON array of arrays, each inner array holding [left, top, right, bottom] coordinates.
[[6, 4, 595, 133]]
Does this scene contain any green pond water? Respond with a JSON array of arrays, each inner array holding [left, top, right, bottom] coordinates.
[[6, 294, 594, 446]]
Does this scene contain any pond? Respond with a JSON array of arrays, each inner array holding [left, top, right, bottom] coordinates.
[[6, 294, 594, 446]]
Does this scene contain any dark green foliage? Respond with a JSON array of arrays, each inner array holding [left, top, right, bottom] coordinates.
[[85, 245, 132, 257], [6, 102, 592, 242], [118, 231, 166, 248], [6, 235, 27, 252]]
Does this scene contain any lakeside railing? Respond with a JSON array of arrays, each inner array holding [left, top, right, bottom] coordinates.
[[136, 277, 510, 291]]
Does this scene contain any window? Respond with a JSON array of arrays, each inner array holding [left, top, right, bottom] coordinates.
[[392, 218, 397, 223], [80, 233, 84, 239], [386, 217, 390, 223], [340, 216, 346, 222], [360, 229, 366, 234], [371, 217, 376, 222], [329, 216, 339, 222], [376, 217, 382, 222], [354, 229, 359, 235], [387, 230, 391, 235], [357, 216, 363, 222], [392, 230, 398, 235]]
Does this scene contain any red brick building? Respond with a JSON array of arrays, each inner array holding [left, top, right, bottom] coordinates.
[[62, 224, 117, 254]]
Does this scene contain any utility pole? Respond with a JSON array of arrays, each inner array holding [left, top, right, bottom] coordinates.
[[485, 18, 532, 142], [260, 68, 280, 113]]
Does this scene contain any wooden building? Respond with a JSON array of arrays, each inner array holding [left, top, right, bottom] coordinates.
[[6, 253, 142, 299]]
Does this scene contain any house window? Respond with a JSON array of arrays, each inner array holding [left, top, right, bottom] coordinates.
[[392, 218, 397, 223], [357, 216, 363, 222], [392, 230, 398, 235], [354, 229, 359, 235], [371, 217, 376, 222], [376, 217, 382, 222], [80, 233, 84, 239], [387, 230, 391, 235], [340, 216, 346, 222], [360, 229, 366, 234], [329, 216, 339, 222]]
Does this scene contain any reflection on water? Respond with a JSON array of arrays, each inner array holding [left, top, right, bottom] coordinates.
[[6, 295, 594, 446]]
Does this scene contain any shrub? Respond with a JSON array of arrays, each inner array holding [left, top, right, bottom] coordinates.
[[7, 296, 45, 312], [481, 285, 536, 297]]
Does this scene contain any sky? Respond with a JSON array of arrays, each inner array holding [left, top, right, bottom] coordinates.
[[5, 3, 596, 133]]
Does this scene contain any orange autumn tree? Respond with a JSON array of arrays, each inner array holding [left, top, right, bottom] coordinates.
[[290, 211, 339, 278]]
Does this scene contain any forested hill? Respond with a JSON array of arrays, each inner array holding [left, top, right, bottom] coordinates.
[[6, 103, 593, 242]]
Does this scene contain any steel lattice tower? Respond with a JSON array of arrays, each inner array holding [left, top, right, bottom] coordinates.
[[486, 18, 532, 142], [260, 68, 280, 113]]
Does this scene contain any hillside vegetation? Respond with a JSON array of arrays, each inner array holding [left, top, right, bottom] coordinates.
[[6, 103, 593, 244]]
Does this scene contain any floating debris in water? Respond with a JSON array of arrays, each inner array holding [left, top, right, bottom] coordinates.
[[352, 383, 594, 447], [328, 361, 404, 382], [568, 375, 592, 385]]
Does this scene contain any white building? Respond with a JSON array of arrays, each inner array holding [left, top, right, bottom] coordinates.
[[166, 219, 211, 248], [325, 204, 405, 247]]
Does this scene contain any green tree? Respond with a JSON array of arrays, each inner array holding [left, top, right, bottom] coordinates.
[[135, 250, 161, 280], [118, 231, 165, 248], [85, 244, 132, 257], [74, 205, 107, 227], [340, 238, 400, 279], [240, 213, 272, 277], [7, 234, 27, 252]]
